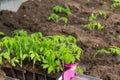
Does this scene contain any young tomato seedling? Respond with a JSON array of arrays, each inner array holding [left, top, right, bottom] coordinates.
[[110, 0, 120, 9], [48, 13, 68, 23], [85, 11, 106, 32], [48, 13, 60, 23], [84, 21, 104, 31], [52, 5, 63, 13], [41, 35, 83, 74], [94, 46, 120, 58], [88, 11, 107, 21], [48, 5, 72, 24], [0, 30, 83, 75]]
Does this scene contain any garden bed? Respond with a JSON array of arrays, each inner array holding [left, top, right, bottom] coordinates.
[[0, 0, 120, 80]]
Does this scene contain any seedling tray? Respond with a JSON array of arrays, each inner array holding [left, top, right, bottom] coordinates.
[[1, 66, 15, 78], [13, 68, 26, 80], [2, 66, 59, 80], [5, 75, 19, 80], [2, 67, 102, 80], [35, 72, 46, 80]]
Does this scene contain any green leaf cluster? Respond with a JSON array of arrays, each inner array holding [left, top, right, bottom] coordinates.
[[84, 11, 106, 31], [52, 5, 72, 15], [84, 21, 103, 31], [0, 30, 82, 74], [88, 11, 107, 21], [110, 0, 120, 9], [94, 46, 120, 57], [48, 5, 72, 23], [41, 35, 82, 74], [0, 30, 42, 67]]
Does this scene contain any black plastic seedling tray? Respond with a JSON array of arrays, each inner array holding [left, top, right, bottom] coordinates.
[[2, 66, 59, 80], [13, 68, 26, 80], [2, 67, 102, 80], [5, 76, 19, 80]]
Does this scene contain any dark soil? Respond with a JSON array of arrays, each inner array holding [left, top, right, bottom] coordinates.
[[0, 0, 120, 80]]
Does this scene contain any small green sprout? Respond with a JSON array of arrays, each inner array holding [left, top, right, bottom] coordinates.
[[52, 5, 63, 13], [94, 46, 120, 58], [110, 0, 120, 9], [48, 13, 60, 22], [76, 66, 84, 74], [63, 6, 72, 15], [0, 54, 3, 65], [52, 5, 72, 15], [86, 11, 106, 31], [108, 46, 120, 56], [88, 13, 97, 21], [48, 5, 72, 23], [61, 17, 68, 23], [84, 21, 104, 31], [0, 32, 5, 36], [98, 11, 107, 19], [48, 14, 68, 23], [88, 11, 107, 21], [93, 49, 110, 58]]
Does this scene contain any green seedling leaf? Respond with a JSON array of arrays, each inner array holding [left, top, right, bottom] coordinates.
[[48, 5, 72, 24], [55, 60, 60, 65], [30, 53, 35, 60], [11, 61, 16, 66], [13, 30, 27, 36], [22, 54, 28, 60], [88, 13, 97, 21], [94, 49, 110, 58], [67, 36, 76, 43], [48, 13, 60, 22], [97, 22, 104, 31], [76, 67, 84, 74], [63, 6, 72, 15], [89, 11, 107, 21], [42, 64, 49, 69], [108, 46, 120, 55], [84, 22, 103, 31], [11, 58, 19, 67], [110, 0, 120, 9], [3, 52, 10, 60], [48, 66, 54, 74], [61, 17, 68, 23], [0, 54, 3, 65], [52, 5, 63, 13], [114, 0, 120, 3], [0, 32, 5, 36], [64, 53, 75, 64], [98, 11, 107, 19], [94, 46, 120, 57]]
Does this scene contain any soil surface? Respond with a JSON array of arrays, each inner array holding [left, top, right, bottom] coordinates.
[[0, 0, 120, 80]]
